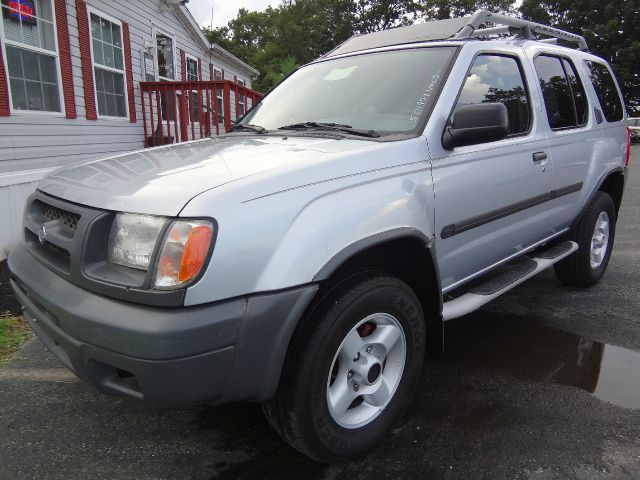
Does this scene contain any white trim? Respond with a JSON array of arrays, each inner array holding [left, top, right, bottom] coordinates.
[[0, 167, 55, 188], [152, 24, 177, 81], [86, 5, 129, 121], [0, 0, 66, 116]]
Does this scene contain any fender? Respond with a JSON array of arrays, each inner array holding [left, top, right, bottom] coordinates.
[[570, 166, 625, 230]]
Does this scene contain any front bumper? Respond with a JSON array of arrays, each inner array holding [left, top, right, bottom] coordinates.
[[9, 242, 317, 406]]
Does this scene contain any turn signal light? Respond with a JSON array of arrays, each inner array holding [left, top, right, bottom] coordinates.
[[154, 220, 214, 288]]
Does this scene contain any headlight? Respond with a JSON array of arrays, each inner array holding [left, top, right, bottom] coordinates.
[[154, 220, 214, 288], [108, 213, 166, 270]]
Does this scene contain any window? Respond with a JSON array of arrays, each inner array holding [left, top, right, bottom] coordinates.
[[534, 55, 587, 130], [237, 77, 246, 116], [89, 10, 126, 118], [213, 68, 223, 81], [1, 0, 61, 112], [155, 30, 174, 80], [584, 61, 624, 123], [455, 54, 530, 136], [185, 55, 198, 81]]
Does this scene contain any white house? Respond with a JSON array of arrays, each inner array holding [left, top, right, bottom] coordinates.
[[0, 0, 260, 260]]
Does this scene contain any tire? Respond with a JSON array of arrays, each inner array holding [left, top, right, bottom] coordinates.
[[554, 191, 616, 287], [262, 274, 426, 463]]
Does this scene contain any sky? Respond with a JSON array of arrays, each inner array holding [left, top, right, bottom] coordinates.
[[187, 0, 276, 30]]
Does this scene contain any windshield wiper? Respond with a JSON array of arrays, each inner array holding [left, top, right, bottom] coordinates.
[[278, 122, 380, 138], [230, 123, 268, 134]]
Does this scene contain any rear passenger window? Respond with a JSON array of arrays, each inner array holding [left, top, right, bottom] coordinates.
[[456, 54, 531, 136], [584, 61, 624, 122], [534, 55, 588, 129]]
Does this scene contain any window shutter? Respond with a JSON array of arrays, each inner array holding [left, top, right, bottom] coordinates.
[[209, 63, 213, 80], [0, 42, 9, 116], [54, 0, 76, 118], [76, 0, 97, 120], [198, 58, 202, 80], [180, 49, 186, 81], [122, 21, 136, 123]]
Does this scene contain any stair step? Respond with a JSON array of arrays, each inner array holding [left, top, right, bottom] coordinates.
[[534, 240, 575, 260], [443, 241, 578, 321], [469, 257, 537, 296]]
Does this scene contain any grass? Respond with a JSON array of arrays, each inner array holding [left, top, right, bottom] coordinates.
[[0, 315, 31, 367]]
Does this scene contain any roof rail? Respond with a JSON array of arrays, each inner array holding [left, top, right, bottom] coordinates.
[[454, 10, 588, 51]]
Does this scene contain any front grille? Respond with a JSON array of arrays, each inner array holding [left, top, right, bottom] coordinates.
[[37, 200, 81, 231]]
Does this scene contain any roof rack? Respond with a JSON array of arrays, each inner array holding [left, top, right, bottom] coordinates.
[[455, 10, 588, 51], [324, 11, 587, 58]]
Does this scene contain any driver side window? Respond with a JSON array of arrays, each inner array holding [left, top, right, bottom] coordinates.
[[456, 54, 531, 136]]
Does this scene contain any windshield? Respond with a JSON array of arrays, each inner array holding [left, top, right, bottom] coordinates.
[[240, 47, 456, 136]]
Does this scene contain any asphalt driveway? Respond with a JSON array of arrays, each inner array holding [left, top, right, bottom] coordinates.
[[1, 147, 639, 480]]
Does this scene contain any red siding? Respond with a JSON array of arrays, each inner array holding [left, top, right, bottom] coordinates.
[[54, 0, 76, 118], [122, 22, 136, 123], [180, 49, 186, 81], [0, 40, 9, 116], [76, 0, 97, 120]]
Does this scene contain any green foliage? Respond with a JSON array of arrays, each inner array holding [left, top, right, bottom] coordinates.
[[205, 0, 637, 113], [0, 316, 30, 367], [521, 0, 640, 114]]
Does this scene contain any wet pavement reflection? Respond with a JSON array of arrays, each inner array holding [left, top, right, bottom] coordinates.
[[445, 314, 640, 410]]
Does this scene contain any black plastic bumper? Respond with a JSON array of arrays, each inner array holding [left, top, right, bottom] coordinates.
[[9, 243, 318, 406]]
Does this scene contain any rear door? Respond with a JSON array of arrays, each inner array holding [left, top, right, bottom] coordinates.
[[427, 47, 554, 292], [529, 51, 601, 232]]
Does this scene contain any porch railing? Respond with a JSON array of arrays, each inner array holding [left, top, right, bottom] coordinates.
[[140, 80, 262, 147]]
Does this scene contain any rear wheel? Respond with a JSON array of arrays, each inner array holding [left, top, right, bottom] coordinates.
[[262, 274, 426, 463], [554, 191, 616, 287]]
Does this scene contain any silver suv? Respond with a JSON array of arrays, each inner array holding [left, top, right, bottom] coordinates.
[[9, 11, 630, 462]]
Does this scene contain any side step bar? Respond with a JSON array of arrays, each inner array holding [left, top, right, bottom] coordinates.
[[442, 241, 578, 321]]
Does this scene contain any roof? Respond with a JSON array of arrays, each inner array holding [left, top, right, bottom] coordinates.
[[326, 10, 587, 58], [172, 2, 260, 78]]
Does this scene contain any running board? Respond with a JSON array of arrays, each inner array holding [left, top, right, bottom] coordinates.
[[442, 241, 578, 321]]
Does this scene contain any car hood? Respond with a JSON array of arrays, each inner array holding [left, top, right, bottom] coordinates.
[[38, 135, 374, 216]]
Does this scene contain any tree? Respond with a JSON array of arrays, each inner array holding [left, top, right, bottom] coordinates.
[[521, 0, 640, 114]]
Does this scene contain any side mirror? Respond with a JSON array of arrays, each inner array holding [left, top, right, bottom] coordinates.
[[441, 103, 509, 150]]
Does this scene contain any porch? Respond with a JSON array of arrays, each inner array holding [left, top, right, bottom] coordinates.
[[140, 80, 263, 147]]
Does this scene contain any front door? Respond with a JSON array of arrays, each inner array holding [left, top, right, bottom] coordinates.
[[428, 50, 554, 292]]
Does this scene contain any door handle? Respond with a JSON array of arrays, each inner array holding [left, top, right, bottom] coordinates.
[[532, 152, 547, 162]]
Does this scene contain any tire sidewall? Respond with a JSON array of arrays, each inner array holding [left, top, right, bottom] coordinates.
[[579, 193, 616, 283], [303, 281, 425, 460]]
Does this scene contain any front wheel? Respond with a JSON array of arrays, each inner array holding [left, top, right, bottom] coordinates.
[[554, 191, 616, 287], [262, 274, 426, 463]]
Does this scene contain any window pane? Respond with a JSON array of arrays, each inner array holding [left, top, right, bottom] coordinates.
[[116, 94, 126, 117], [156, 33, 174, 79], [1, 5, 24, 43], [36, 0, 53, 22], [43, 82, 59, 111], [97, 91, 107, 116], [101, 17, 112, 45], [39, 52, 56, 83], [585, 61, 624, 123], [39, 19, 55, 51], [92, 39, 104, 65], [562, 59, 587, 126], [456, 54, 530, 135], [534, 55, 575, 129], [9, 79, 27, 109], [111, 23, 121, 47], [106, 94, 116, 116], [90, 13, 102, 40], [94, 68, 104, 93], [103, 43, 115, 68], [5, 45, 24, 78], [25, 79, 44, 110]]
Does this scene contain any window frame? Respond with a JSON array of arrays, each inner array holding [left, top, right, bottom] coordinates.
[[213, 67, 223, 81], [236, 77, 246, 116], [0, 0, 65, 116], [86, 5, 128, 121], [447, 50, 534, 143], [184, 52, 198, 82], [152, 24, 176, 82], [533, 52, 589, 132]]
